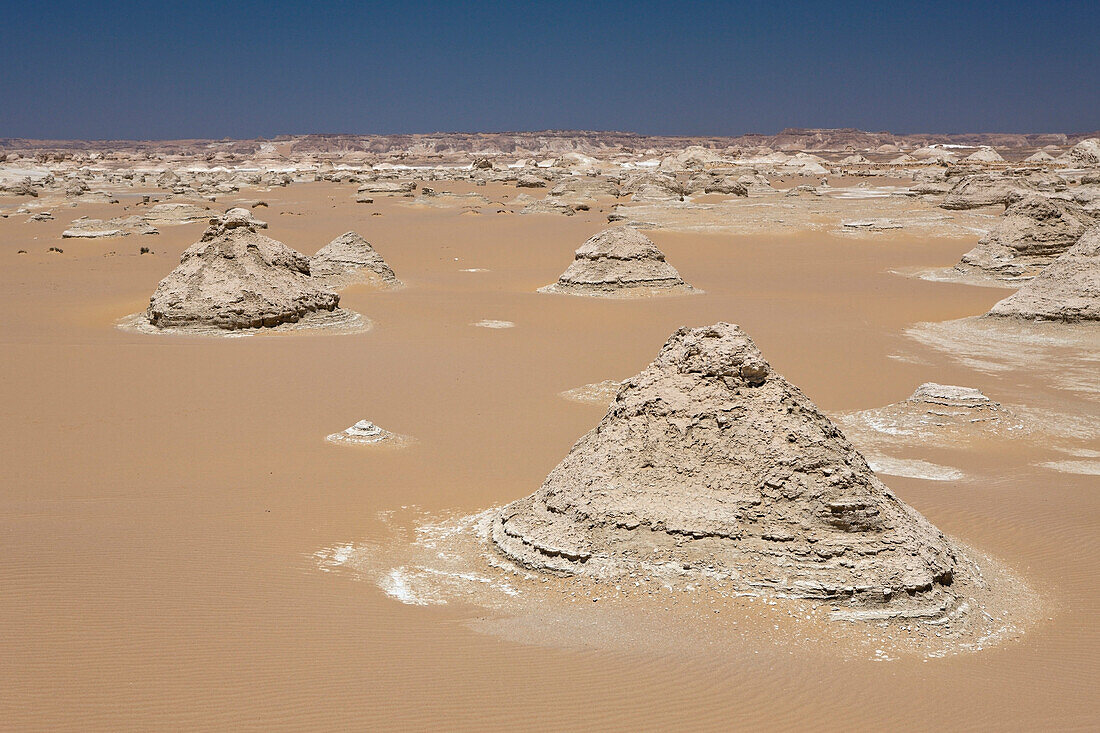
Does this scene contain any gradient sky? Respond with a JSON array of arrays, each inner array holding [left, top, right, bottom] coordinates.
[[3, 0, 1098, 140]]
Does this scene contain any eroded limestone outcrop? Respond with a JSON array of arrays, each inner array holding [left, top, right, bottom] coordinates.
[[954, 195, 1092, 279], [145, 208, 342, 330], [311, 231, 401, 289], [538, 227, 696, 297], [985, 225, 1100, 321], [491, 323, 964, 614]]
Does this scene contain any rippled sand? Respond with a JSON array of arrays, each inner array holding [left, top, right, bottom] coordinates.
[[1, 180, 1097, 730]]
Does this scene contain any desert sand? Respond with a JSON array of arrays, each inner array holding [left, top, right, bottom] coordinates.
[[1, 130, 1098, 731]]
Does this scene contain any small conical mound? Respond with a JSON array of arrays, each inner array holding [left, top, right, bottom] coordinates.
[[491, 323, 960, 608], [986, 225, 1100, 321], [146, 208, 340, 330], [539, 227, 696, 297], [311, 231, 401, 289], [1024, 150, 1055, 163], [965, 147, 1005, 163]]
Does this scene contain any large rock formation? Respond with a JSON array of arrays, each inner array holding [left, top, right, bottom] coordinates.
[[491, 323, 962, 611], [146, 208, 341, 330], [538, 227, 696, 297], [941, 174, 1030, 210], [985, 225, 1100, 321], [954, 194, 1092, 279], [310, 231, 401, 289]]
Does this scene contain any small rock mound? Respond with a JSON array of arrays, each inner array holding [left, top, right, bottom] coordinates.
[[491, 323, 962, 613], [538, 227, 696, 297], [325, 420, 408, 447], [838, 382, 1021, 446], [145, 208, 341, 330], [311, 231, 401, 289], [985, 225, 1100, 322]]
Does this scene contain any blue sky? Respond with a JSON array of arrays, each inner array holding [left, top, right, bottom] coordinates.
[[2, 0, 1097, 139]]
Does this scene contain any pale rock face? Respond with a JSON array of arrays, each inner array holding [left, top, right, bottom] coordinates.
[[356, 181, 416, 201], [965, 147, 1005, 163], [62, 215, 158, 238], [326, 420, 395, 445], [1059, 138, 1100, 167], [901, 383, 1012, 428], [1024, 150, 1056, 163], [539, 227, 695, 297], [941, 174, 1032, 210], [955, 194, 1092, 279], [141, 203, 212, 224], [986, 225, 1100, 321], [490, 323, 961, 609], [310, 231, 400, 288], [146, 209, 340, 330]]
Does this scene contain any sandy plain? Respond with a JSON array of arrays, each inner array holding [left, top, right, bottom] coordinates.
[[1, 176, 1097, 731]]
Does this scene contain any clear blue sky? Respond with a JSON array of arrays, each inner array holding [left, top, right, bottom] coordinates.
[[3, 0, 1097, 140]]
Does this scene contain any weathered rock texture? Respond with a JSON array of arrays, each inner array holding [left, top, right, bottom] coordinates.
[[985, 225, 1100, 321], [941, 174, 1030, 210], [310, 231, 401, 289], [954, 195, 1092, 279], [491, 323, 961, 610], [146, 208, 340, 330], [539, 227, 695, 297]]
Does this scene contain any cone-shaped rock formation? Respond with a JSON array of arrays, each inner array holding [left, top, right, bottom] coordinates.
[[146, 208, 340, 330], [491, 323, 961, 609], [538, 227, 696, 297], [311, 231, 401, 289]]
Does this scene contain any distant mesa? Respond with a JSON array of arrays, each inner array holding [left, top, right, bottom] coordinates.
[[985, 224, 1100, 322], [538, 226, 698, 297], [490, 323, 972, 619], [311, 231, 402, 289], [126, 208, 363, 335]]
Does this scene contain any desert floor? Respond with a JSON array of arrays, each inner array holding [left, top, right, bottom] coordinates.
[[1, 181, 1096, 731]]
